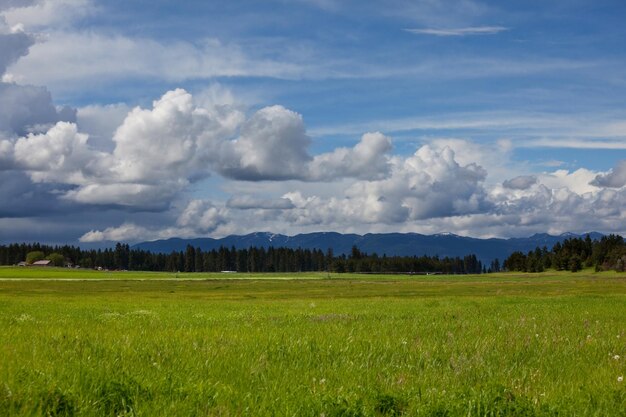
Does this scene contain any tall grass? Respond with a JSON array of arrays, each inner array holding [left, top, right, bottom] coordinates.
[[1, 272, 625, 416]]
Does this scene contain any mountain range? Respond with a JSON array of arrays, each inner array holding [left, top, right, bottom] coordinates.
[[132, 232, 604, 263]]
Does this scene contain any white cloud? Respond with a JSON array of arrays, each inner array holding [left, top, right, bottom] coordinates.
[[77, 155, 626, 242], [63, 183, 180, 210], [13, 121, 97, 184], [405, 26, 508, 36], [79, 199, 233, 242], [3, 81, 625, 242], [3, 0, 93, 29], [176, 200, 230, 233], [79, 222, 173, 243], [4, 88, 395, 211], [110, 89, 230, 183], [308, 111, 580, 138], [537, 168, 599, 195], [309, 132, 392, 181], [0, 15, 76, 137], [522, 138, 626, 150], [3, 89, 240, 208], [214, 106, 393, 182], [218, 105, 312, 180], [592, 160, 626, 188], [226, 195, 295, 210], [8, 31, 305, 92], [282, 144, 489, 226]]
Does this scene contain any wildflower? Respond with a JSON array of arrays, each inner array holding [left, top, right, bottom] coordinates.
[[618, 376, 623, 383], [614, 355, 620, 360]]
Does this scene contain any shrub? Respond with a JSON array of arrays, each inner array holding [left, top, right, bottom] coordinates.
[[46, 253, 65, 267], [26, 251, 45, 264]]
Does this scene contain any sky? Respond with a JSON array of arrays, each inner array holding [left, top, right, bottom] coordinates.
[[1, 0, 625, 245]]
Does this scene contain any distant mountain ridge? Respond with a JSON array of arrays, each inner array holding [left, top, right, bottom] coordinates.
[[132, 231, 604, 263]]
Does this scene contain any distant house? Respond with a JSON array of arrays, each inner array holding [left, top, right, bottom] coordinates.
[[32, 260, 52, 267]]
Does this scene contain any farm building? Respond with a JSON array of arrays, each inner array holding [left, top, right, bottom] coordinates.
[[32, 260, 52, 267]]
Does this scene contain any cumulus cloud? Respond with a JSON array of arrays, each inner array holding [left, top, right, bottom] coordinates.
[[309, 132, 392, 181], [217, 108, 392, 182], [218, 105, 312, 180], [79, 199, 232, 242], [503, 175, 537, 190], [0, 0, 41, 12], [110, 89, 237, 184], [0, 14, 76, 137], [1, 87, 397, 212], [78, 222, 181, 243], [537, 168, 598, 195], [0, 82, 76, 136], [0, 19, 35, 74], [591, 160, 626, 188], [0, 10, 82, 222], [226, 196, 295, 210], [399, 145, 488, 219], [3, 77, 624, 242], [281, 144, 489, 227], [24, 89, 241, 208], [176, 200, 230, 233], [78, 153, 626, 243], [13, 121, 97, 183]]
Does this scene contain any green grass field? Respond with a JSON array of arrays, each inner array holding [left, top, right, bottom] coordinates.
[[1, 268, 625, 416]]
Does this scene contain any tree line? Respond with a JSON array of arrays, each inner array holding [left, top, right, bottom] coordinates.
[[6, 234, 622, 274], [0, 242, 485, 274], [503, 234, 626, 272]]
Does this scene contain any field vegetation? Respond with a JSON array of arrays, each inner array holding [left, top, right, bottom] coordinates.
[[1, 268, 625, 416]]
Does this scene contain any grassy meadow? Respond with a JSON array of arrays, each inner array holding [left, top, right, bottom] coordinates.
[[1, 268, 625, 416]]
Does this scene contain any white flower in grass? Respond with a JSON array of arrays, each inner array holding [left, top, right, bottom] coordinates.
[[614, 355, 620, 360], [618, 376, 623, 383]]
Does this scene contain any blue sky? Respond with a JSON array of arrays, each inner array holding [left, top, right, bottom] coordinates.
[[1, 0, 625, 244]]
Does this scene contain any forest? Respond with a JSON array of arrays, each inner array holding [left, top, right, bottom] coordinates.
[[502, 234, 626, 272], [1, 233, 624, 274], [0, 242, 485, 274]]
